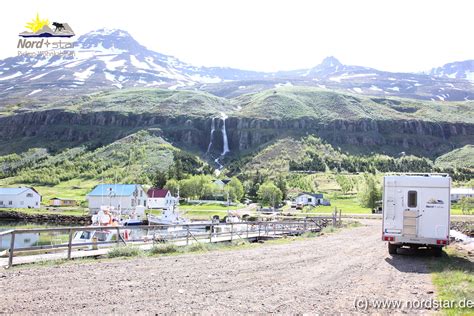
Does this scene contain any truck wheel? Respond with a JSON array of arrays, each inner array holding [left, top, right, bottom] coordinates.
[[388, 243, 398, 255], [433, 247, 443, 257]]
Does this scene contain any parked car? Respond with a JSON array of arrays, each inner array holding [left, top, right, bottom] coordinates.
[[296, 203, 304, 210], [291, 201, 297, 208]]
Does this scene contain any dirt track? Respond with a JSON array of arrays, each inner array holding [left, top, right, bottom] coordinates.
[[0, 220, 437, 314]]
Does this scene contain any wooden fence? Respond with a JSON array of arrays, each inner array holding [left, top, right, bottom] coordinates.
[[0, 214, 338, 268]]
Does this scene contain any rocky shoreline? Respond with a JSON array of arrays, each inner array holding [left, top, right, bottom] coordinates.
[[0, 210, 91, 225]]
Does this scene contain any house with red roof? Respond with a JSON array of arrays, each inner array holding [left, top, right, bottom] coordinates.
[[147, 188, 175, 209]]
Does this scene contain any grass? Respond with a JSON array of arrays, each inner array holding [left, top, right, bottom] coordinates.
[[149, 243, 178, 254], [301, 194, 371, 214], [0, 207, 87, 217], [179, 203, 243, 220], [429, 247, 474, 315], [180, 203, 242, 211], [107, 245, 144, 258]]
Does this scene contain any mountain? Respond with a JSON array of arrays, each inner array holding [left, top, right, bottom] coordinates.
[[429, 60, 474, 82], [0, 28, 264, 108], [1, 28, 474, 109]]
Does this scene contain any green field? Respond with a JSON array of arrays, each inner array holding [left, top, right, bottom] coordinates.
[[179, 203, 243, 220], [430, 247, 474, 315]]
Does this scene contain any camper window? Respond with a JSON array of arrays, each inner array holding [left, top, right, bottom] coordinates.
[[408, 191, 417, 208]]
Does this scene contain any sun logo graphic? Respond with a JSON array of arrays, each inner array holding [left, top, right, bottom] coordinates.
[[19, 13, 75, 38]]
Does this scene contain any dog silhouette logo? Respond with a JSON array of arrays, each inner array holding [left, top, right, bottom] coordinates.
[[19, 13, 75, 38]]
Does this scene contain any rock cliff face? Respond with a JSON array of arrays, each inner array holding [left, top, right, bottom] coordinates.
[[0, 110, 472, 157]]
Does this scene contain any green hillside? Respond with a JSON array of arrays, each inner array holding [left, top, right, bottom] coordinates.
[[0, 129, 210, 202], [236, 87, 473, 123], [435, 145, 474, 169]]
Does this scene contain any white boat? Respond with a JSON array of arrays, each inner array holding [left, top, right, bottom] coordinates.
[[147, 205, 190, 226], [73, 206, 141, 246]]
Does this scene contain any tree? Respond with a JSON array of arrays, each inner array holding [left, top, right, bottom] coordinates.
[[459, 197, 474, 215], [358, 174, 381, 209], [178, 175, 216, 199], [164, 179, 180, 196], [152, 170, 168, 188], [226, 177, 244, 202], [257, 181, 283, 208], [335, 174, 353, 195], [275, 174, 288, 200]]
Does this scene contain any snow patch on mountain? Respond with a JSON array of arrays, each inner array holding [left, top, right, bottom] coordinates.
[[0, 71, 22, 81], [74, 65, 96, 81]]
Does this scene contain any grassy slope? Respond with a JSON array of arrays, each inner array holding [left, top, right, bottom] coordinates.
[[236, 86, 473, 123], [46, 88, 236, 117], [435, 145, 474, 169], [0, 130, 178, 204]]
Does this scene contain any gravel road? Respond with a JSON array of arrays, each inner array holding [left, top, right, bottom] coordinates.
[[1, 220, 437, 314]]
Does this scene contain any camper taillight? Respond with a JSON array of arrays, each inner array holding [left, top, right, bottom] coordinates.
[[436, 239, 448, 245], [383, 236, 395, 241]]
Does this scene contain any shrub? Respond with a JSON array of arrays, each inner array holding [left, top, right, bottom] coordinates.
[[107, 245, 143, 258], [149, 243, 178, 255]]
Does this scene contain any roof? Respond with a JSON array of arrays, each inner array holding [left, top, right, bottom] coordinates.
[[147, 188, 170, 198], [87, 184, 141, 197], [213, 179, 231, 185], [0, 187, 39, 196], [297, 192, 323, 198], [50, 197, 76, 201], [451, 188, 474, 195]]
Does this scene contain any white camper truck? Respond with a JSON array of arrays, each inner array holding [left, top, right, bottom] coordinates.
[[382, 173, 450, 256]]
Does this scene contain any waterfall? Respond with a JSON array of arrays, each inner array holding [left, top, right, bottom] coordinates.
[[208, 113, 230, 174], [221, 112, 230, 156], [206, 117, 216, 153]]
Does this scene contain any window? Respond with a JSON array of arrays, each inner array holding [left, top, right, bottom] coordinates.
[[26, 193, 33, 197], [8, 201, 13, 205], [408, 191, 417, 208], [308, 198, 312, 203], [0, 201, 3, 205]]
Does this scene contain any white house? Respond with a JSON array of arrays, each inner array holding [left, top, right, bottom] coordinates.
[[86, 184, 147, 214], [147, 188, 175, 209], [0, 187, 41, 209], [451, 188, 474, 202], [295, 192, 324, 206]]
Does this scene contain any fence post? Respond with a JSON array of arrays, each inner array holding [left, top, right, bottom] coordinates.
[[67, 229, 73, 260], [8, 232, 15, 268], [186, 225, 189, 246], [339, 209, 342, 226], [303, 218, 307, 232], [230, 223, 234, 242], [116, 227, 120, 245], [246, 222, 249, 239], [209, 224, 213, 243], [258, 222, 261, 238], [332, 211, 336, 227]]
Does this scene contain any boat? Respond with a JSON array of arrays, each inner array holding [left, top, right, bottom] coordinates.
[[147, 204, 189, 226], [73, 206, 144, 246]]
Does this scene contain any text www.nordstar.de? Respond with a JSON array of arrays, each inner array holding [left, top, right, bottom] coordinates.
[[354, 297, 474, 311]]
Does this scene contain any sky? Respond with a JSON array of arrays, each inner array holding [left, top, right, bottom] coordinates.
[[2, 0, 473, 73]]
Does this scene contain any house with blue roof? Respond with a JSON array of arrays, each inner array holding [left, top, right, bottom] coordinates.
[[86, 184, 147, 214], [0, 187, 41, 209]]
